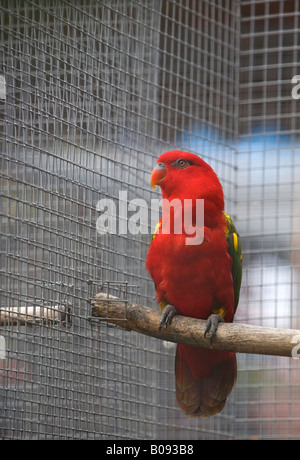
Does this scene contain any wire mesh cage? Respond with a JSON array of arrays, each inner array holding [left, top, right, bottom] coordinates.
[[1, 0, 300, 439]]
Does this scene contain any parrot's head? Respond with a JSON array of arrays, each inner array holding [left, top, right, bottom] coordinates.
[[150, 151, 224, 212]]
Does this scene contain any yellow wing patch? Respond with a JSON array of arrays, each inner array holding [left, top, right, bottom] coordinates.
[[223, 212, 231, 238], [233, 232, 238, 252], [151, 221, 162, 241], [223, 213, 242, 261]]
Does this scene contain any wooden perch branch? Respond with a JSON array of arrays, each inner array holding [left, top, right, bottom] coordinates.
[[0, 305, 66, 326], [92, 293, 300, 358]]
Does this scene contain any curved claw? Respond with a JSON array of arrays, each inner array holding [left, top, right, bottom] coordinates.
[[204, 314, 224, 344], [158, 304, 178, 330]]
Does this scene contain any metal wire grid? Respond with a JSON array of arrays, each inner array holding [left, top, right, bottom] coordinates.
[[0, 0, 240, 439], [234, 0, 300, 439], [1, 0, 299, 440]]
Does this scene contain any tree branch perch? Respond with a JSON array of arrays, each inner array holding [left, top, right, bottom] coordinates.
[[0, 305, 66, 326], [92, 293, 300, 358]]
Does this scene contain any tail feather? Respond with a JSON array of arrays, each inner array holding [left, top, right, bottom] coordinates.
[[175, 344, 237, 418]]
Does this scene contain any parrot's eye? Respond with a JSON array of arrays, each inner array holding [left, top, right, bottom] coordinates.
[[173, 159, 192, 169]]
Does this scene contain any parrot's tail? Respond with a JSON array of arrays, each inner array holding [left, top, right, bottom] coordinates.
[[175, 344, 237, 418]]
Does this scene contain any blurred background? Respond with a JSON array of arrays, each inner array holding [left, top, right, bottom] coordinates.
[[1, 0, 300, 439]]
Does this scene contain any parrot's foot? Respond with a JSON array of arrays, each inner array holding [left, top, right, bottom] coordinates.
[[204, 314, 224, 344], [158, 304, 178, 330]]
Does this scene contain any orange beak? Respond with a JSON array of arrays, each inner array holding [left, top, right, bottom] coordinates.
[[150, 163, 166, 189]]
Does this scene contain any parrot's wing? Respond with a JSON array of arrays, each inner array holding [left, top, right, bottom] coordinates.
[[150, 218, 162, 243], [223, 213, 242, 312]]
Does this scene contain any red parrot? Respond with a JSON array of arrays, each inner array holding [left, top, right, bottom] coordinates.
[[145, 151, 242, 417]]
